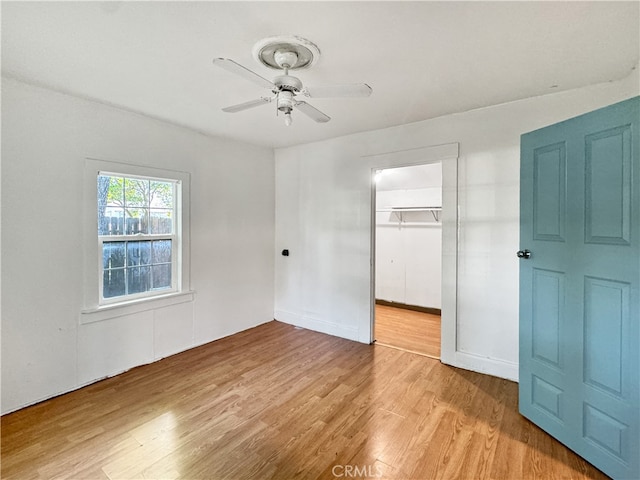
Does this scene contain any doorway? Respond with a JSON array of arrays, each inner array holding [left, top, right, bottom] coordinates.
[[373, 163, 442, 358]]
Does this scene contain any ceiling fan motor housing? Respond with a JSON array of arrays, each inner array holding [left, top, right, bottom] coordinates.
[[273, 75, 303, 93]]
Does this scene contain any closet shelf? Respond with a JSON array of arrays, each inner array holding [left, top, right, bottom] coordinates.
[[376, 206, 442, 212], [376, 206, 442, 222]]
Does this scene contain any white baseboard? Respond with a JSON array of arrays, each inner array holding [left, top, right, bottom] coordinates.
[[442, 350, 519, 382], [275, 309, 360, 342]]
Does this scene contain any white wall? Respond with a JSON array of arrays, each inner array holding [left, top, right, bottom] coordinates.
[[274, 70, 639, 380], [375, 184, 442, 309], [2, 70, 637, 414], [1, 78, 275, 414]]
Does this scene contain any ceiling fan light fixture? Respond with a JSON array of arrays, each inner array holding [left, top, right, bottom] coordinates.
[[274, 50, 299, 70], [277, 90, 295, 126], [277, 91, 295, 111], [252, 35, 320, 71]]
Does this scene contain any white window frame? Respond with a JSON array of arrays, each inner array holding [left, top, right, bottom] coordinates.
[[81, 159, 192, 323], [98, 172, 180, 305]]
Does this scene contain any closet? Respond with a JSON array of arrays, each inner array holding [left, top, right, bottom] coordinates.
[[374, 163, 442, 357]]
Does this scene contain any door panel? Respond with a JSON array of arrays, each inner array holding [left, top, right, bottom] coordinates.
[[532, 374, 565, 421], [533, 142, 566, 242], [583, 403, 628, 461], [583, 277, 628, 397], [520, 97, 639, 480], [531, 268, 564, 369], [585, 125, 632, 245]]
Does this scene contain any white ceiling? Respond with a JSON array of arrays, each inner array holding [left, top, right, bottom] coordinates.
[[2, 1, 638, 149]]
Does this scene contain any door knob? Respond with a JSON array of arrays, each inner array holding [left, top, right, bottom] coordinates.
[[517, 249, 532, 259]]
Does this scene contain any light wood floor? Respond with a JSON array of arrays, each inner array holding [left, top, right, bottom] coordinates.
[[375, 304, 441, 358], [2, 321, 608, 480]]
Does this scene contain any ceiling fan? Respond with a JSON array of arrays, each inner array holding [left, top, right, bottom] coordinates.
[[213, 35, 372, 126]]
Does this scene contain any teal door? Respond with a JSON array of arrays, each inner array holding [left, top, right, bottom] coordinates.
[[519, 97, 639, 479]]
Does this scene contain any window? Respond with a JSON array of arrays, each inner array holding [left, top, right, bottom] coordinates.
[[97, 173, 180, 304], [81, 159, 191, 321]]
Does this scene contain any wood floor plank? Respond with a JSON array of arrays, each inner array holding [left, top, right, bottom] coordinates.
[[1, 321, 609, 480], [375, 304, 441, 358]]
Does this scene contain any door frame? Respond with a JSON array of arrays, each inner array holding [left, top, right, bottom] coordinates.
[[365, 143, 458, 364]]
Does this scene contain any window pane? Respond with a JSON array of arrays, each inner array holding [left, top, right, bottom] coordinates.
[[127, 266, 150, 294], [103, 268, 125, 298], [150, 181, 173, 208], [152, 240, 172, 263], [102, 207, 125, 235], [107, 177, 125, 204], [98, 175, 109, 235], [124, 178, 149, 207], [103, 242, 125, 269], [152, 264, 172, 289], [125, 208, 149, 234], [98, 176, 125, 235], [127, 241, 151, 266], [150, 210, 173, 234]]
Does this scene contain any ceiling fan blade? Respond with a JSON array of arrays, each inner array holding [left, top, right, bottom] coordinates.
[[213, 58, 274, 89], [295, 101, 330, 123], [303, 83, 372, 98], [222, 97, 272, 113]]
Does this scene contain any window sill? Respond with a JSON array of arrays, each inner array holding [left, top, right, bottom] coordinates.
[[80, 290, 195, 324]]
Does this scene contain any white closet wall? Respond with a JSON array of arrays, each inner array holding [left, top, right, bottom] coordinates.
[[375, 164, 442, 309]]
